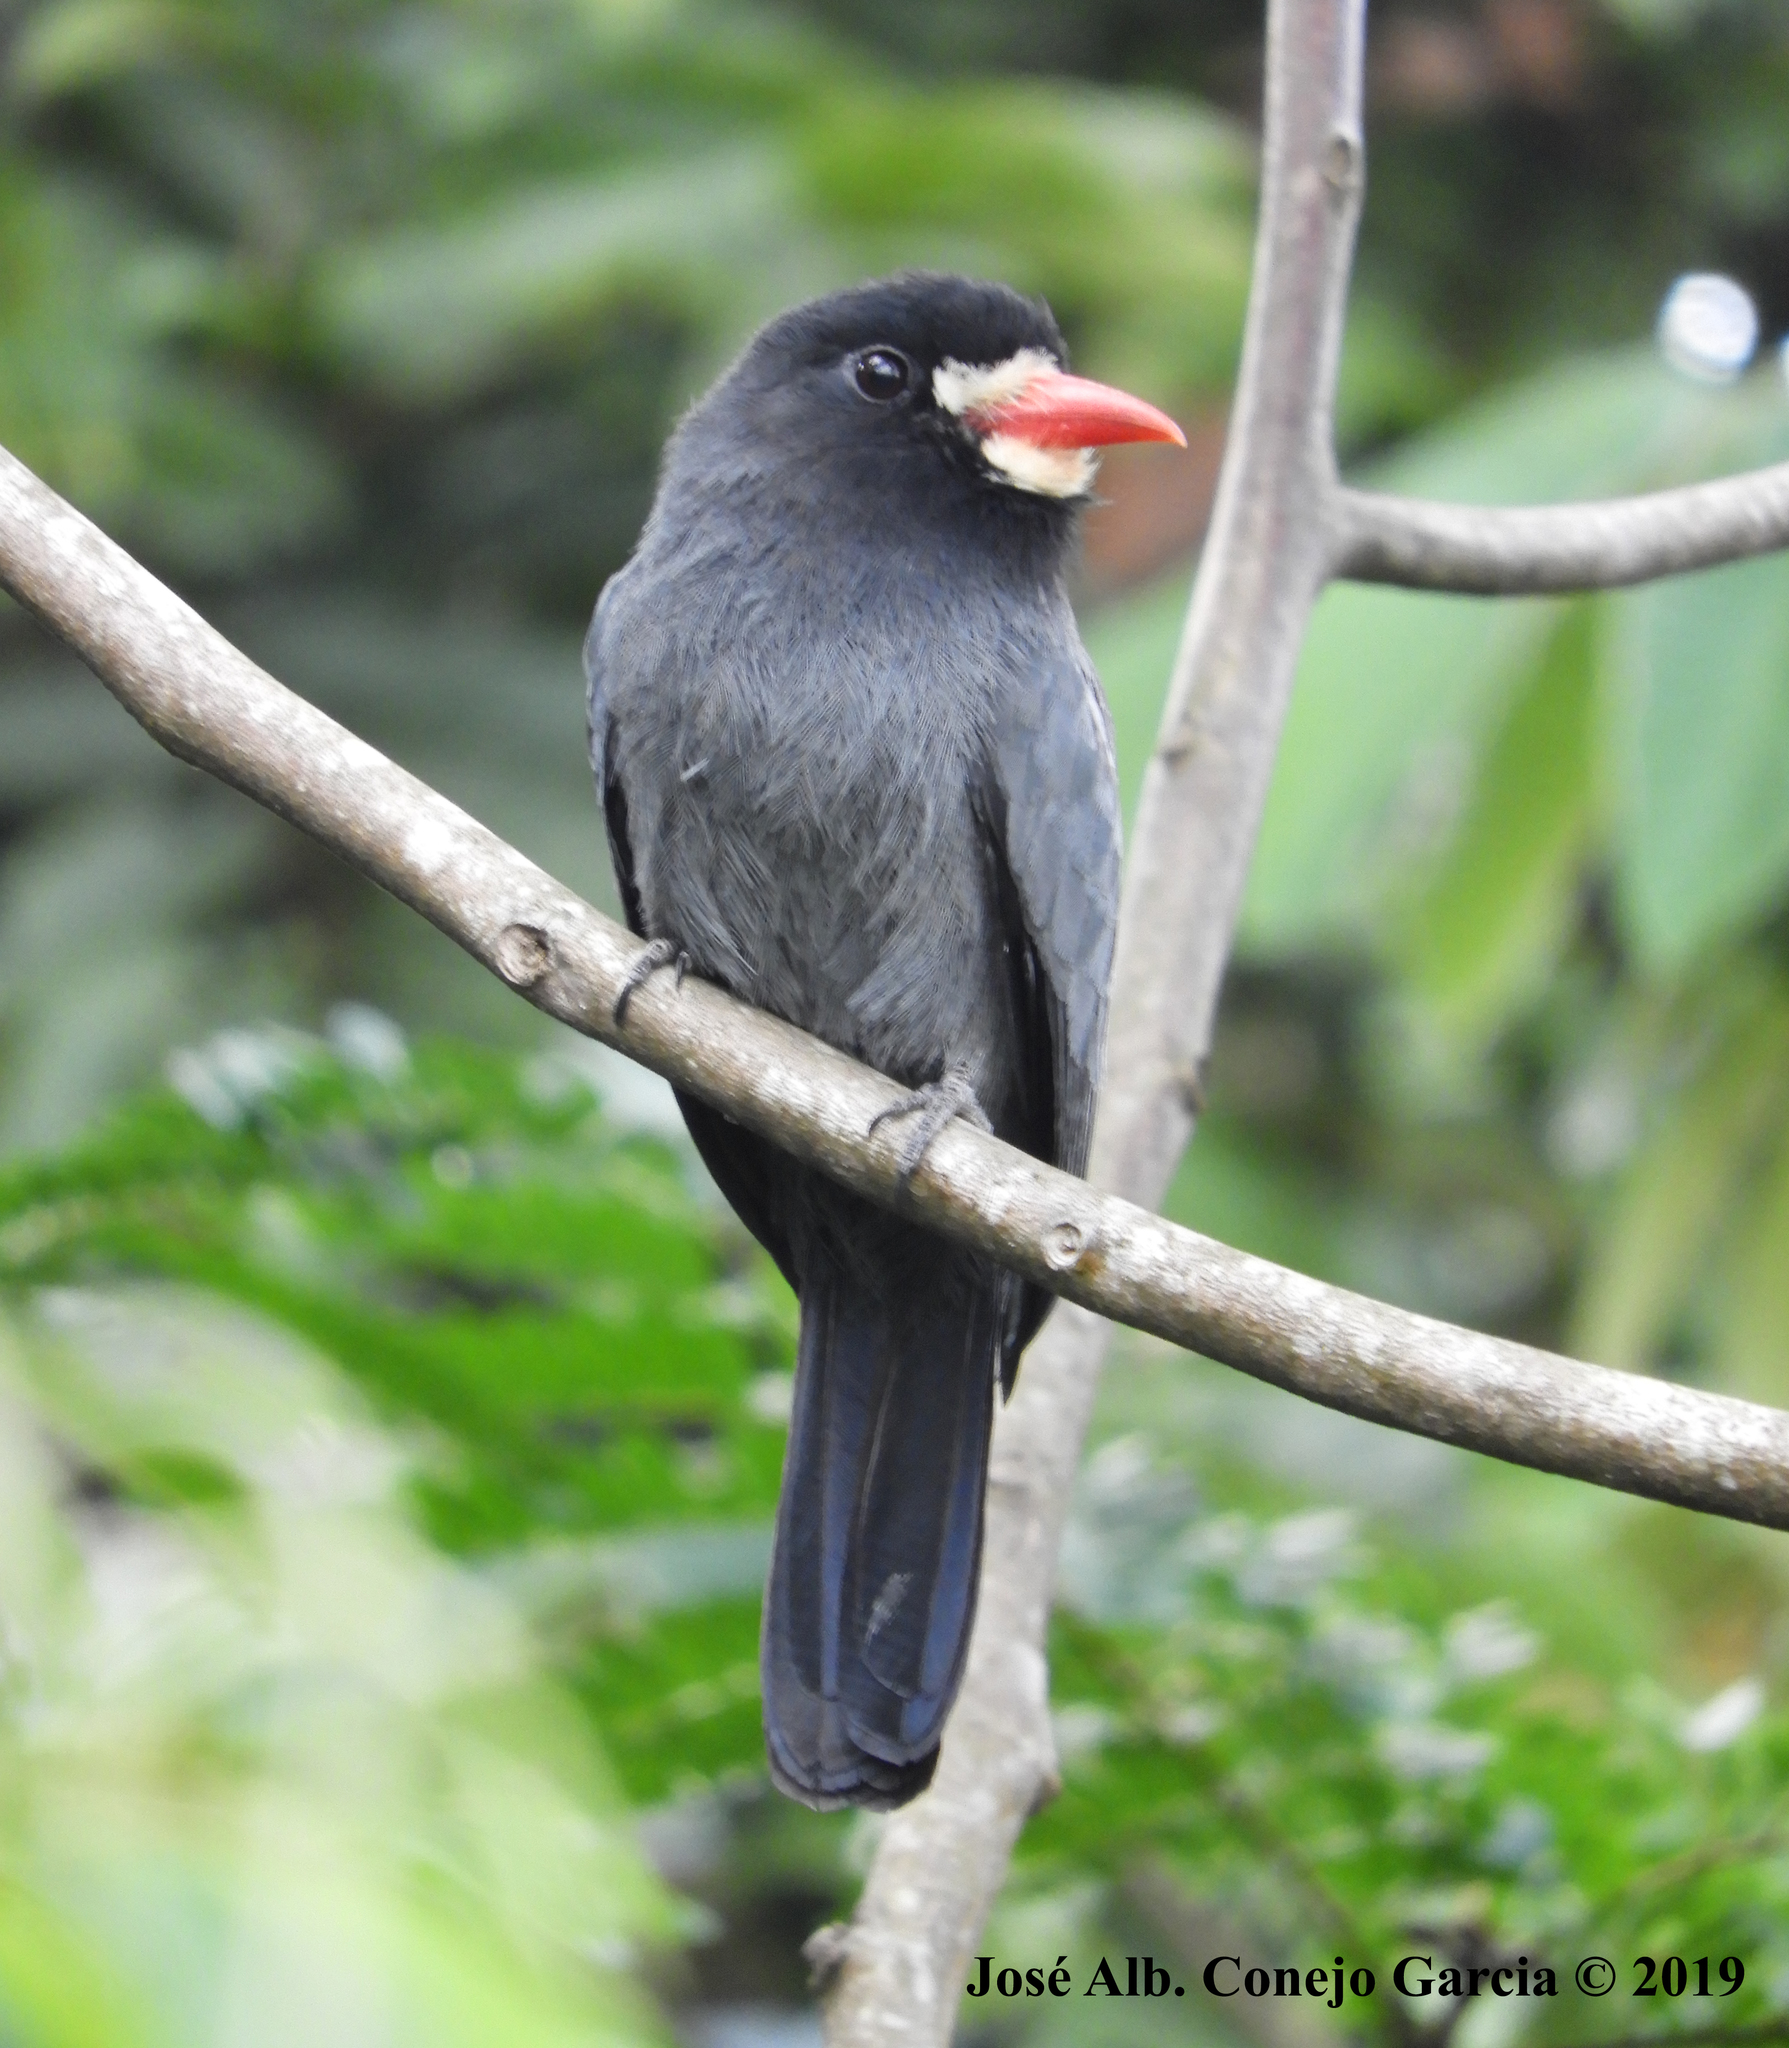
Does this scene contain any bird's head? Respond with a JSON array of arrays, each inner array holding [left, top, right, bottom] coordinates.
[[678, 273, 1184, 546]]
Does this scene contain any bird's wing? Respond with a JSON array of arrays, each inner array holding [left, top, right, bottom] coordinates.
[[584, 592, 646, 938], [986, 641, 1122, 1179], [980, 643, 1122, 1372], [584, 588, 800, 1288]]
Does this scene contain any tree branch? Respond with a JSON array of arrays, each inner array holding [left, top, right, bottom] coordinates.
[[3, 282, 1785, 1483], [1333, 461, 1789, 594], [14, 411, 1787, 1540]]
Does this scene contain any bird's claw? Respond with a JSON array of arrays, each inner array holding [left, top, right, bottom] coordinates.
[[868, 1067, 992, 1178], [613, 937, 690, 1024]]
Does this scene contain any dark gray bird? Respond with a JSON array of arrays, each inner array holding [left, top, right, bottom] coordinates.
[[585, 273, 1182, 1809]]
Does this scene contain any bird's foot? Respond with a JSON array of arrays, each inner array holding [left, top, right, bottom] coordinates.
[[868, 1066, 992, 1178], [613, 937, 690, 1025]]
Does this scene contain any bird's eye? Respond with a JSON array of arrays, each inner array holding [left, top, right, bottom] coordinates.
[[851, 347, 911, 402]]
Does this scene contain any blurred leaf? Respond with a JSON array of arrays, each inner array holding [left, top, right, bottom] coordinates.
[[1082, 348, 1789, 963], [0, 1033, 791, 1555], [799, 81, 1252, 395], [1246, 350, 1760, 956], [0, 794, 300, 1154], [0, 1883, 155, 2048], [1161, 1114, 1343, 1283], [1612, 537, 1789, 973], [126, 374, 342, 571], [1333, 285, 1457, 447], [1396, 601, 1599, 1042], [1572, 969, 1789, 1369], [0, 655, 181, 802], [0, 1277, 680, 2048], [1355, 346, 1747, 505], [1689, 45, 1789, 220], [1710, 1112, 1789, 1401], [1242, 581, 1561, 953], [315, 67, 1251, 406], [10, 0, 219, 102], [315, 149, 793, 401], [1015, 1408, 1789, 2037], [1078, 569, 1183, 824], [0, 168, 341, 571]]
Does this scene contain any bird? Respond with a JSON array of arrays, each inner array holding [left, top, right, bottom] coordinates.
[[585, 272, 1183, 1809]]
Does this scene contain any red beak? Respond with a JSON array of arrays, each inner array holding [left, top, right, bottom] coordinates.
[[970, 368, 1186, 451]]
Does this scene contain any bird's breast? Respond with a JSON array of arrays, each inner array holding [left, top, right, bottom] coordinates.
[[620, 628, 1008, 1088]]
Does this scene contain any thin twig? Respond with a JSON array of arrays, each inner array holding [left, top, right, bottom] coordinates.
[[1596, 1817, 1789, 1910], [1334, 463, 1789, 594]]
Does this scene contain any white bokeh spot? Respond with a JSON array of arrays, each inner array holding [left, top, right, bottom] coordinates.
[[1657, 272, 1758, 382]]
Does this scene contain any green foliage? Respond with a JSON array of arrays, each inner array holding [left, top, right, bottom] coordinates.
[[0, 1229, 683, 2045], [1042, 1560, 1788, 2028], [1, 0, 1789, 2026], [1230, 350, 1778, 962], [0, 0, 1255, 1155], [11, 1033, 1789, 2044], [5, 0, 1254, 445], [799, 0, 1789, 406], [1618, 544, 1789, 969], [0, 1025, 791, 1548], [0, 1024, 792, 1813], [981, 1366, 1789, 2045], [0, 157, 342, 577]]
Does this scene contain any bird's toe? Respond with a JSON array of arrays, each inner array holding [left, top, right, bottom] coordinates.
[[868, 1067, 991, 1177], [612, 937, 690, 1025]]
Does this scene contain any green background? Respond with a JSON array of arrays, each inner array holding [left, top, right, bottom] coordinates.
[[2, 0, 1789, 2041]]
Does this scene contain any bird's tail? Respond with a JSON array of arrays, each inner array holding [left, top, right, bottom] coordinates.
[[762, 1239, 1003, 1810]]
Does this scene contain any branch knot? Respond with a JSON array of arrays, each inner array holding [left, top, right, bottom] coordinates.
[[1322, 127, 1362, 195], [803, 1921, 854, 1991], [1042, 1218, 1095, 1272], [494, 922, 554, 988]]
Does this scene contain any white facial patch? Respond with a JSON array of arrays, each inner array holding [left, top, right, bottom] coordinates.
[[979, 435, 1099, 499], [932, 347, 1059, 419], [932, 348, 1099, 500]]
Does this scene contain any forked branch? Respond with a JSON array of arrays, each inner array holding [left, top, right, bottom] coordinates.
[[823, 1, 1789, 2040]]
